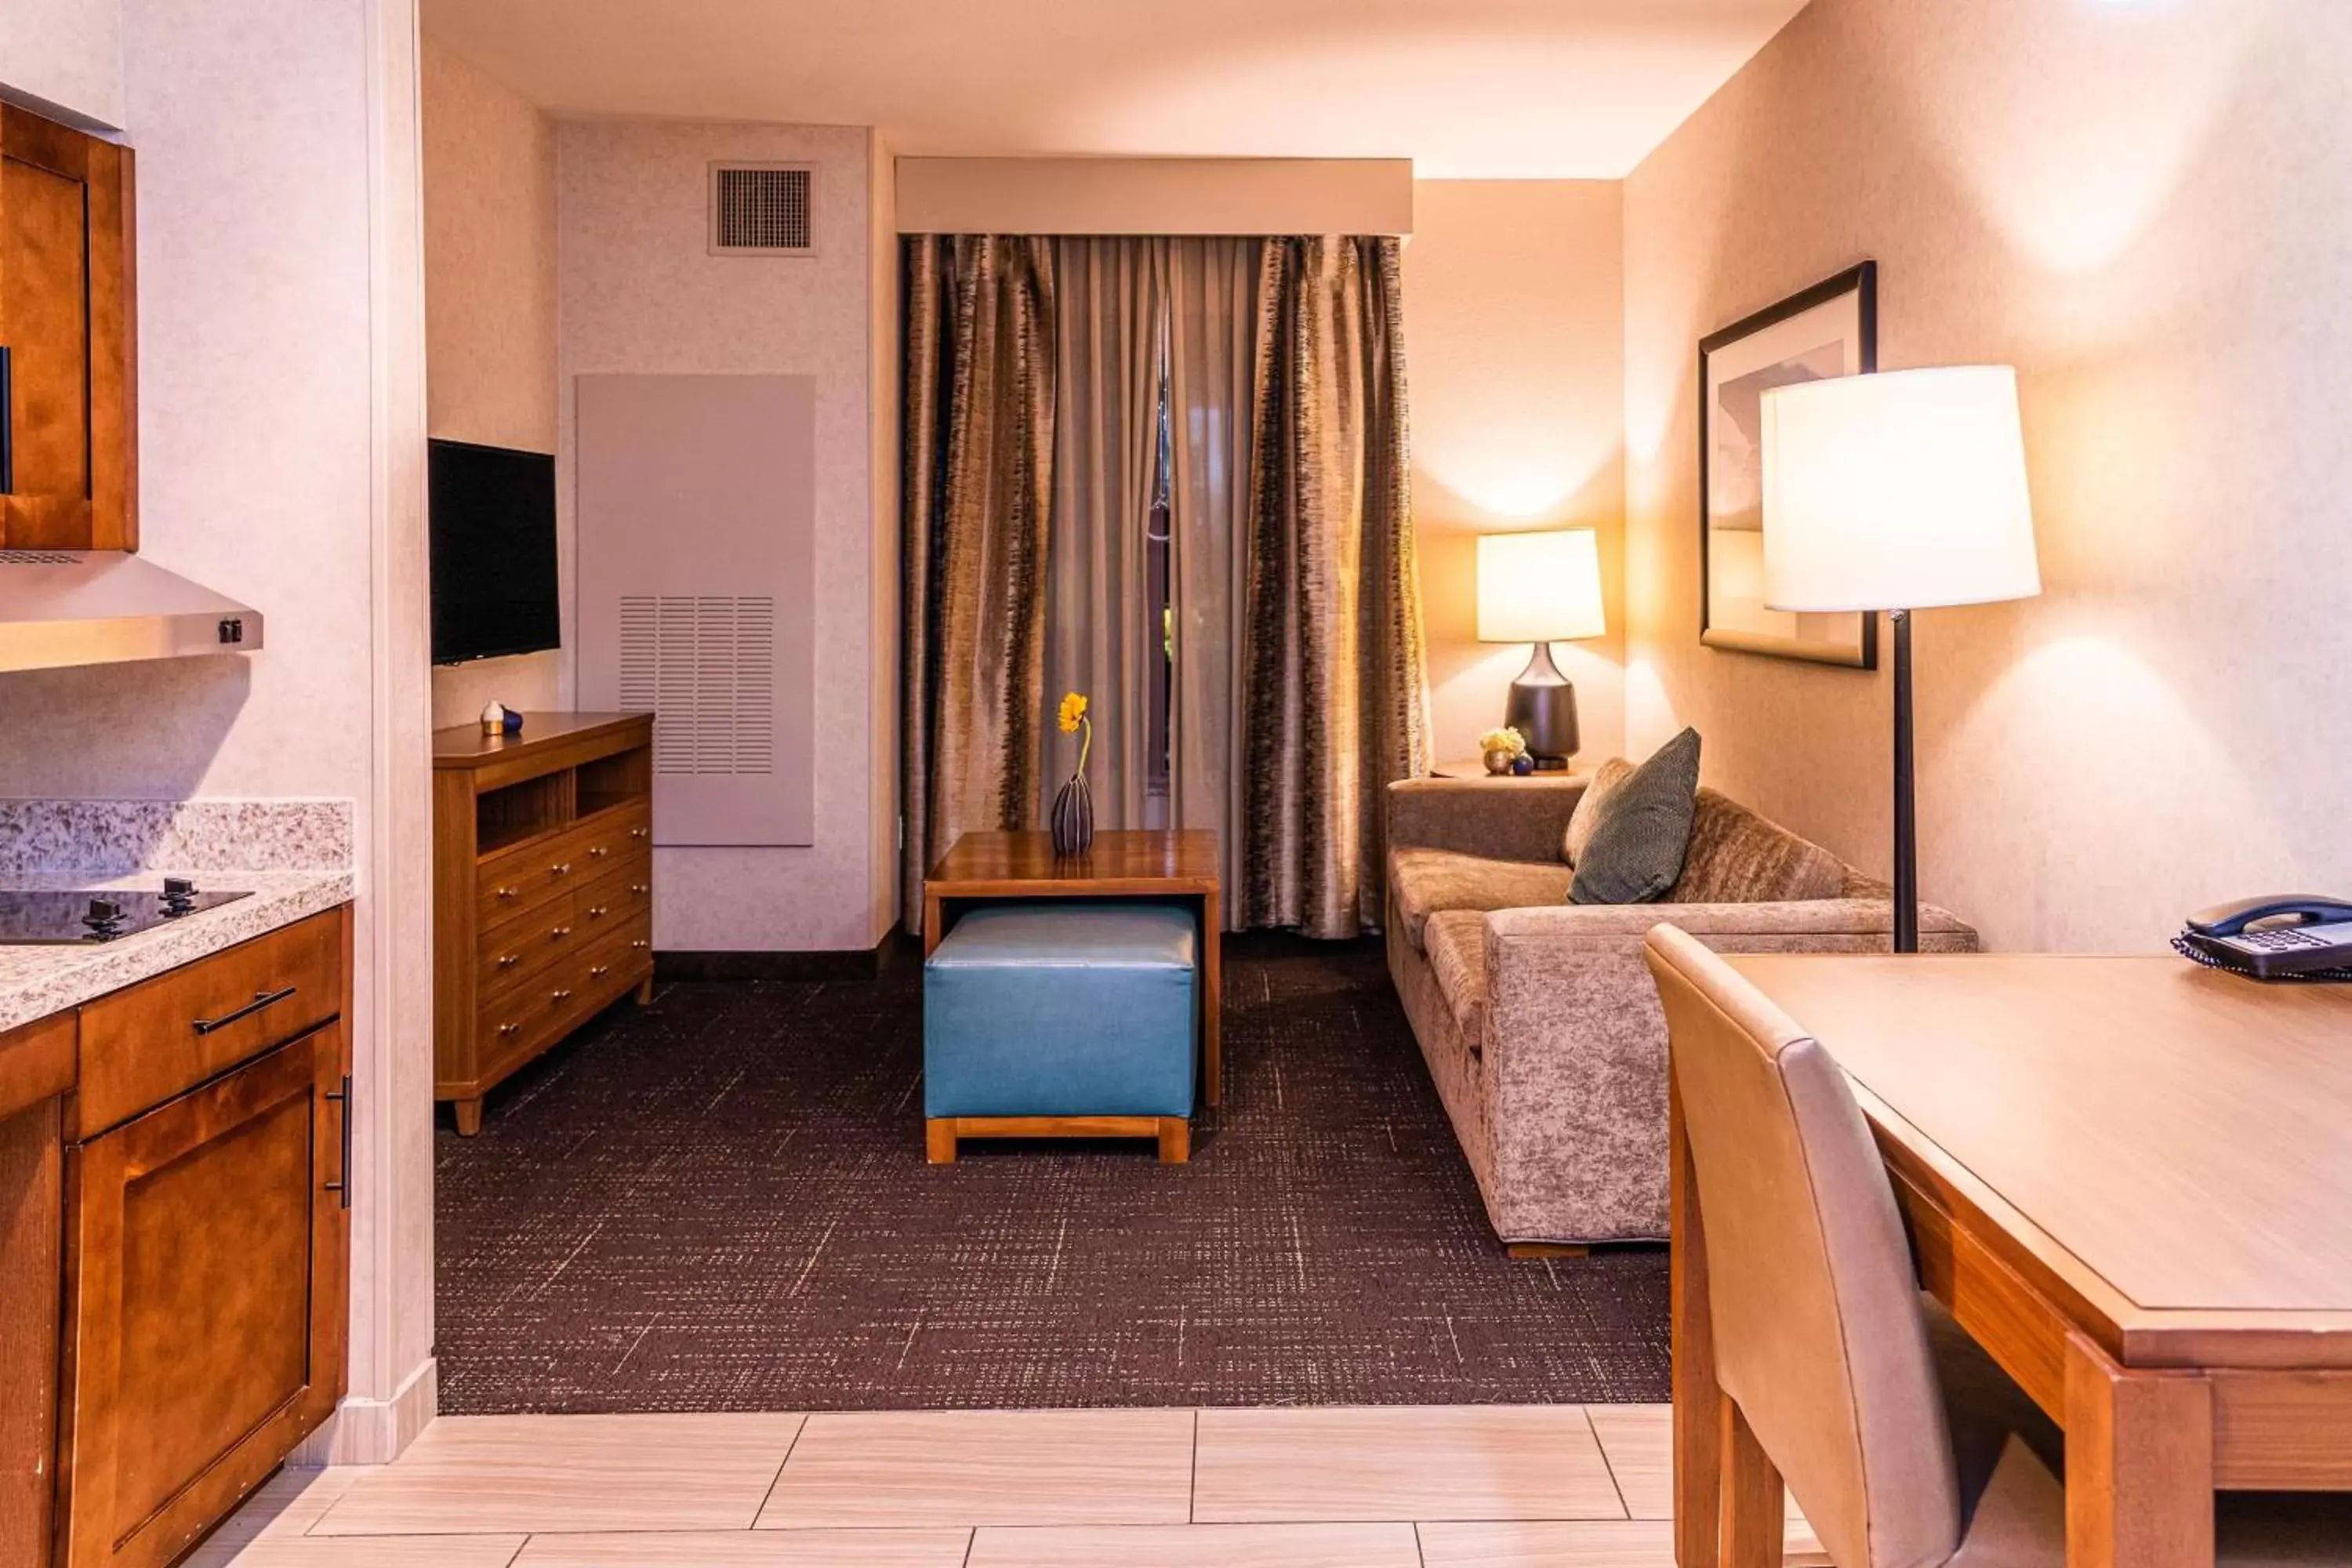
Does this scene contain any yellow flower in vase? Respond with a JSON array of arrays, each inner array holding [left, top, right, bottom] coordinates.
[[1051, 691, 1094, 855], [1057, 691, 1093, 775]]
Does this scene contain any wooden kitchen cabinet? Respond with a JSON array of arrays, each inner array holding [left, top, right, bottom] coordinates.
[[0, 103, 136, 550], [0, 1015, 72, 1568], [0, 905, 354, 1568], [56, 1022, 349, 1568]]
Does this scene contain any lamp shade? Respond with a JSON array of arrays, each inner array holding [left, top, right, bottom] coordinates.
[[1762, 365, 2042, 613], [1477, 529, 1606, 644]]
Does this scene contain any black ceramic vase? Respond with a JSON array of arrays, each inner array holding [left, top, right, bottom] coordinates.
[[1050, 774, 1094, 856]]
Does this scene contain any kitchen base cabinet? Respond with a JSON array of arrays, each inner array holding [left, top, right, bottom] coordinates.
[[55, 1022, 350, 1568], [0, 1092, 64, 1568]]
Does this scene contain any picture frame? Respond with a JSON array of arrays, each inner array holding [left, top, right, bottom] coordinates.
[[1698, 262, 1879, 668]]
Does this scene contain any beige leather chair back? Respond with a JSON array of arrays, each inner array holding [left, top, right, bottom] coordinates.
[[1645, 925, 1962, 1568]]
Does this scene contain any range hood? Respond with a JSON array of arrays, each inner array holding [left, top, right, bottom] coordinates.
[[0, 550, 263, 673]]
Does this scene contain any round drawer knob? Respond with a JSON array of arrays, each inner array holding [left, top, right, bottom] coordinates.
[[551, 989, 573, 1002], [497, 954, 519, 969], [498, 1023, 519, 1037]]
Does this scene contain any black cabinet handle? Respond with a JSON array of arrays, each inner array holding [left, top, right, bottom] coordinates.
[[192, 984, 297, 1036], [324, 1073, 353, 1210], [0, 345, 13, 494]]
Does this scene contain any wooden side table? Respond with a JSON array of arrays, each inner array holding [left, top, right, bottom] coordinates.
[[924, 829, 1222, 1111]]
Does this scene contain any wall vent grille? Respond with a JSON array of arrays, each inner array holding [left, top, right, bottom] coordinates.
[[0, 550, 81, 565], [710, 163, 815, 256], [618, 594, 777, 776]]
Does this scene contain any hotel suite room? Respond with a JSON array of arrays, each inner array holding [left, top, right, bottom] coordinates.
[[0, 0, 2347, 1565]]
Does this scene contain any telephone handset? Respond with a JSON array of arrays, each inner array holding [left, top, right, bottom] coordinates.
[[2176, 895, 2352, 980]]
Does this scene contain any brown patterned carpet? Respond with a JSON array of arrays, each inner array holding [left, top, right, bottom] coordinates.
[[434, 935, 1669, 1413]]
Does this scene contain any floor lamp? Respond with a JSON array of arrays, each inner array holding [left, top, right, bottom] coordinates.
[[1759, 365, 2042, 953]]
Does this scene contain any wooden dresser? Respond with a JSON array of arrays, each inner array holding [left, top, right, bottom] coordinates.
[[433, 713, 655, 1134]]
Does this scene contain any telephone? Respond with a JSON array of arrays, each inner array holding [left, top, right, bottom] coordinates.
[[2176, 895, 2352, 980]]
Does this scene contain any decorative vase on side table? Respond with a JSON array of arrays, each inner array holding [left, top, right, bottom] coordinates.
[[1051, 690, 1095, 856]]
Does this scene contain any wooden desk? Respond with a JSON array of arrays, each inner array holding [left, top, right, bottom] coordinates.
[[1671, 954, 2352, 1568], [924, 829, 1223, 1109]]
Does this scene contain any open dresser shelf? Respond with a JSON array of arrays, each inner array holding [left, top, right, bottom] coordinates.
[[433, 712, 655, 1134]]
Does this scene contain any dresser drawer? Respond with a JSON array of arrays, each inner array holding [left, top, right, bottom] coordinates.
[[477, 891, 583, 997], [575, 858, 651, 941], [574, 911, 653, 998], [476, 912, 651, 1074], [475, 800, 651, 916], [571, 801, 652, 877], [74, 908, 347, 1139]]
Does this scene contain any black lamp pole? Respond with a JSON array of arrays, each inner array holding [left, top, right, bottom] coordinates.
[[1890, 608, 1918, 953]]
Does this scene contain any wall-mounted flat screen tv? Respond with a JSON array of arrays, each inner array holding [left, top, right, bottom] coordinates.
[[428, 438, 561, 665]]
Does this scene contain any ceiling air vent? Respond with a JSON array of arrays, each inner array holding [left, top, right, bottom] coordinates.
[[710, 162, 816, 257]]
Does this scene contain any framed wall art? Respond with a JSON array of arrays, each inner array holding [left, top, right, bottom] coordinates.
[[1698, 262, 1878, 667]]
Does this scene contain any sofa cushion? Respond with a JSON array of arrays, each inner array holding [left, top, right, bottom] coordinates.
[[1391, 848, 1574, 949], [1421, 909, 1490, 1049], [1570, 728, 1702, 905], [1562, 757, 1634, 866], [1669, 790, 1851, 904]]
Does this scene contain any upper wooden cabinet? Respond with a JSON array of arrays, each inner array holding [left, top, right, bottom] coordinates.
[[0, 104, 136, 551]]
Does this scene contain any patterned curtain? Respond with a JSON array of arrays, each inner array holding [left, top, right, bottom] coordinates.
[[1240, 236, 1432, 938], [901, 236, 1059, 934]]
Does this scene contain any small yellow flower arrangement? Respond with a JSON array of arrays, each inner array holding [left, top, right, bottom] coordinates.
[[1479, 726, 1529, 775], [1058, 691, 1093, 773], [1051, 691, 1095, 855]]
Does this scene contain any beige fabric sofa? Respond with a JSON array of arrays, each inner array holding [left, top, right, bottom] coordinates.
[[1384, 773, 1976, 1247]]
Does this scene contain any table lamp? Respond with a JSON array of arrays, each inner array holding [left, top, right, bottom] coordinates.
[[1762, 365, 2041, 952], [1478, 528, 1606, 769]]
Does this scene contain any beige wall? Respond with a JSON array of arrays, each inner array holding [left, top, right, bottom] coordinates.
[[422, 38, 562, 727], [0, 0, 124, 127], [1405, 180, 1625, 770], [896, 156, 1413, 237], [559, 120, 881, 952], [1624, 0, 2347, 951]]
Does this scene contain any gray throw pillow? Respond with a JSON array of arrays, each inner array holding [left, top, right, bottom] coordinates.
[[1562, 757, 1633, 866], [1570, 728, 1703, 905]]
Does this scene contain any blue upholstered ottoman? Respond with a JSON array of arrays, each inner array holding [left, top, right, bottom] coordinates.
[[924, 902, 1197, 1163]]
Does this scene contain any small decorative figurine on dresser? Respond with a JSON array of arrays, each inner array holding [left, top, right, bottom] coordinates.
[[1051, 691, 1095, 856]]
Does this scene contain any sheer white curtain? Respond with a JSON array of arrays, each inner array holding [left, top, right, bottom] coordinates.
[[1166, 238, 1259, 921], [1041, 238, 1167, 829]]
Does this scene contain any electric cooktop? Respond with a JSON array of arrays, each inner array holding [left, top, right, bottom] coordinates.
[[0, 879, 252, 945]]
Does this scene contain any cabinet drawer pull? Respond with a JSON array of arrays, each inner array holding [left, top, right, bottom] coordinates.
[[193, 985, 297, 1036], [631, 939, 650, 950], [0, 347, 13, 494], [587, 905, 609, 918], [495, 885, 519, 900], [498, 1022, 520, 1037], [589, 846, 609, 858], [550, 988, 574, 1002], [630, 884, 649, 895], [552, 926, 573, 938], [324, 1073, 354, 1210], [630, 827, 648, 840], [550, 862, 573, 877], [590, 964, 611, 980], [497, 953, 520, 969]]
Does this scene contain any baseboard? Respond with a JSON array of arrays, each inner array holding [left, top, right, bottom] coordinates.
[[656, 924, 909, 982], [292, 1355, 437, 1466]]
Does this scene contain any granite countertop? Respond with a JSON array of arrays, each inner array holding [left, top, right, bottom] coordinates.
[[0, 799, 356, 1036]]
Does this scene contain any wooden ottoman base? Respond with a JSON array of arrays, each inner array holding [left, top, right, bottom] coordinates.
[[927, 1116, 1189, 1165]]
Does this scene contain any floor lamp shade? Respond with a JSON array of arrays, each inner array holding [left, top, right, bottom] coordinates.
[[1478, 530, 1606, 767], [1762, 366, 2041, 613], [1760, 366, 2041, 954]]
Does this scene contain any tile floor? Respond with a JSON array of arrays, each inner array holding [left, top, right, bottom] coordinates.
[[194, 1405, 1825, 1566]]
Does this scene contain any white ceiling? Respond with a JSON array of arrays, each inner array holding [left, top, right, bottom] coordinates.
[[419, 0, 1812, 179]]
